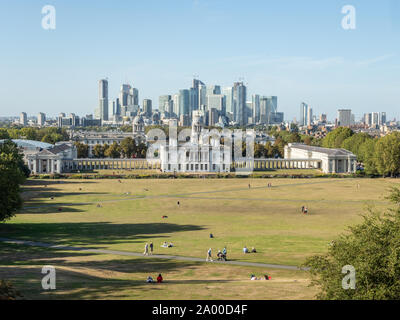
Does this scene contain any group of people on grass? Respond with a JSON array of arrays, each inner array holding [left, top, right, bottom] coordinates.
[[250, 274, 271, 281], [206, 247, 228, 262], [146, 274, 163, 283], [243, 246, 257, 254]]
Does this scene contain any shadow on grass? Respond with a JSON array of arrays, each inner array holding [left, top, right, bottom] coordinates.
[[0, 243, 223, 299], [0, 222, 205, 248]]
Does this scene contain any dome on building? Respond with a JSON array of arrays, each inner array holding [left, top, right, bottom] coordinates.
[[133, 115, 144, 125]]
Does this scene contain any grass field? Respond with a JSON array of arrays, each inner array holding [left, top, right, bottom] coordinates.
[[0, 177, 398, 299]]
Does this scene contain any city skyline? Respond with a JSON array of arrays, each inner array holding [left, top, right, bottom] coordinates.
[[1, 0, 399, 120]]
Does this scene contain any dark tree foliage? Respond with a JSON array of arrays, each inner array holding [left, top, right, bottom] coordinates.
[[305, 187, 400, 300], [0, 140, 28, 222]]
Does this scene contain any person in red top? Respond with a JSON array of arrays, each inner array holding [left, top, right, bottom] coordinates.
[[157, 274, 163, 283]]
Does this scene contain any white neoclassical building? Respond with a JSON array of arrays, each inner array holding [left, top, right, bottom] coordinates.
[[284, 143, 357, 174], [159, 116, 231, 173], [26, 142, 77, 174]]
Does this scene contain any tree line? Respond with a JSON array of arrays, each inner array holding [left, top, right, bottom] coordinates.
[[0, 127, 69, 144], [322, 127, 400, 177], [74, 137, 147, 159]]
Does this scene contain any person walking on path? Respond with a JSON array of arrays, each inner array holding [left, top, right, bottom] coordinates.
[[149, 242, 153, 255], [144, 243, 149, 256], [206, 248, 213, 262]]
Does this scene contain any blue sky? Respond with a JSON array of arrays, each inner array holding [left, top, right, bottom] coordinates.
[[0, 0, 399, 121]]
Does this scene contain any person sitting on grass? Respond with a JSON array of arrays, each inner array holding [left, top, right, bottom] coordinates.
[[264, 274, 271, 280], [168, 242, 174, 247], [161, 242, 168, 248], [157, 274, 163, 283], [146, 276, 154, 283], [251, 247, 257, 253], [243, 246, 249, 254], [250, 274, 258, 280]]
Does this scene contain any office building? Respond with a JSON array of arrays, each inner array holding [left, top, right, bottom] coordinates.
[[143, 99, 152, 117], [337, 109, 352, 127], [20, 112, 27, 126], [233, 82, 247, 125], [38, 112, 46, 126], [98, 79, 109, 121]]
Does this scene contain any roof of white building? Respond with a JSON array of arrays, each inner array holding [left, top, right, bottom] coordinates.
[[0, 139, 53, 150], [287, 143, 356, 157]]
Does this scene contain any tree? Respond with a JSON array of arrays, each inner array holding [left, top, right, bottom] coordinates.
[[359, 138, 378, 175], [75, 142, 89, 159], [0, 140, 28, 222], [322, 127, 353, 149], [0, 128, 10, 139], [104, 142, 121, 159], [0, 280, 21, 300], [120, 137, 136, 158], [374, 132, 400, 177], [305, 187, 400, 300], [342, 133, 372, 162], [92, 144, 105, 158], [302, 136, 312, 146]]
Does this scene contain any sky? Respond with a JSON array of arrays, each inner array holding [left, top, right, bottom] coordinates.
[[0, 0, 399, 121]]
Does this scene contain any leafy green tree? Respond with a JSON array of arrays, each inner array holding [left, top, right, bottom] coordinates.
[[74, 142, 89, 159], [374, 132, 400, 177], [302, 135, 312, 146], [342, 133, 372, 162], [20, 128, 38, 141], [92, 144, 106, 158], [120, 137, 136, 158], [322, 127, 354, 149], [0, 140, 28, 222], [104, 142, 121, 159], [0, 129, 10, 139], [305, 187, 400, 300], [359, 139, 378, 175]]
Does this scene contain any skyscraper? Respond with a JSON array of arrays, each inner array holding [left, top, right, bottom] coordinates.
[[99, 79, 109, 121], [207, 94, 226, 115], [159, 95, 172, 113], [337, 109, 352, 127], [119, 84, 131, 111], [233, 82, 247, 126], [300, 102, 312, 126], [143, 99, 152, 117], [178, 90, 190, 117], [191, 79, 205, 111], [38, 112, 46, 126], [252, 94, 260, 124], [20, 112, 27, 126], [222, 87, 233, 114]]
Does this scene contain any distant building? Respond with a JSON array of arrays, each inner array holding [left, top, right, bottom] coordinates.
[[143, 99, 152, 117], [285, 143, 357, 174], [159, 95, 171, 113], [26, 143, 77, 174], [233, 82, 247, 125], [20, 112, 27, 126], [337, 109, 352, 127], [38, 112, 46, 126], [99, 79, 109, 121], [207, 94, 226, 115], [300, 103, 312, 126], [159, 115, 230, 173]]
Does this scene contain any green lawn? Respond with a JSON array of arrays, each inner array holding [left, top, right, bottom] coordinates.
[[0, 177, 397, 299]]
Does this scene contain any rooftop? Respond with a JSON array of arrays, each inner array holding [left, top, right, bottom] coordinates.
[[0, 139, 53, 150], [288, 143, 355, 157]]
